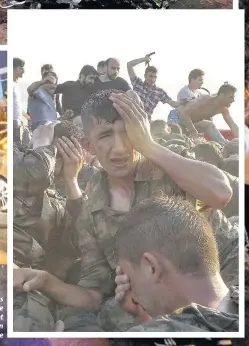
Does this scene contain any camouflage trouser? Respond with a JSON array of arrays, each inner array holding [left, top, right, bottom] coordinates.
[[14, 291, 55, 332], [13, 291, 103, 332], [13, 292, 134, 332]]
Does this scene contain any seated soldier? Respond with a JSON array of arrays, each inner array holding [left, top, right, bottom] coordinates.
[[168, 84, 238, 144], [13, 120, 86, 280], [13, 90, 236, 332], [115, 196, 238, 332]]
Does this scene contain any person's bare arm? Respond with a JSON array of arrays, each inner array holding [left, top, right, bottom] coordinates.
[[144, 141, 232, 209], [178, 108, 199, 137], [27, 81, 45, 96], [110, 93, 232, 209], [127, 56, 148, 81], [14, 268, 102, 309], [221, 108, 239, 138], [167, 99, 188, 108], [27, 76, 55, 96]]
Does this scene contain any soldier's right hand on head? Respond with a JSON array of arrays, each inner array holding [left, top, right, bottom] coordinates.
[[31, 122, 55, 149], [13, 268, 48, 293]]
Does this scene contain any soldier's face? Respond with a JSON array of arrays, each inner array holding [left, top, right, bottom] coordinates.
[[119, 256, 174, 317], [88, 118, 134, 178]]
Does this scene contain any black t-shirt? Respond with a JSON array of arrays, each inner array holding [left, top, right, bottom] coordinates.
[[55, 80, 92, 117], [91, 76, 131, 93]]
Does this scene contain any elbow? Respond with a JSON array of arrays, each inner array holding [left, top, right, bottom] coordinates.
[[213, 184, 233, 209]]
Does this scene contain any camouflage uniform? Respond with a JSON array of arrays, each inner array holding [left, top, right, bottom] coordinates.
[[13, 144, 98, 332], [13, 143, 82, 278], [126, 294, 238, 332], [73, 144, 238, 331]]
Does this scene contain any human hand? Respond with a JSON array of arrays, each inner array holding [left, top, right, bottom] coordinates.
[[145, 54, 152, 64], [31, 122, 55, 149], [115, 266, 150, 322], [109, 92, 154, 156], [14, 268, 48, 292], [56, 136, 83, 181], [180, 98, 189, 105]]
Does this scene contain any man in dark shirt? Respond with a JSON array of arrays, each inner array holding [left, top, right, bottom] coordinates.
[[55, 65, 99, 117], [97, 61, 106, 75], [92, 58, 131, 93]]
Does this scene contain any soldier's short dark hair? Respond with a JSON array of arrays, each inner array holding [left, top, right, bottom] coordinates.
[[150, 120, 168, 135], [192, 142, 223, 168], [167, 123, 183, 135], [116, 196, 220, 277], [81, 89, 124, 136]]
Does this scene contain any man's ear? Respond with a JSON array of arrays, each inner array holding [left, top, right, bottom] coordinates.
[[83, 138, 95, 156]]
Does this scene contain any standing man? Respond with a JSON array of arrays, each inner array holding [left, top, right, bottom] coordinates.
[[13, 58, 25, 143], [177, 69, 205, 101], [97, 61, 106, 75], [127, 54, 187, 121], [92, 58, 131, 93], [55, 65, 98, 117], [27, 71, 58, 131]]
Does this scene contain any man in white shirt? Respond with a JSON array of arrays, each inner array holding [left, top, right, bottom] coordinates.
[[13, 58, 25, 143]]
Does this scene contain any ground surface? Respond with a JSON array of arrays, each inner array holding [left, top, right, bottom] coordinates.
[[0, 9, 7, 45]]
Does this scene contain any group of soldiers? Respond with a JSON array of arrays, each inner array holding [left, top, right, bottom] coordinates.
[[11, 81, 242, 339]]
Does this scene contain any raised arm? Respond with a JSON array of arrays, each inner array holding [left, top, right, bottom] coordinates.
[[127, 55, 150, 81], [110, 93, 232, 209]]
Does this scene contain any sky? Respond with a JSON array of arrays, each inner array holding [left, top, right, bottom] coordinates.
[[9, 9, 244, 129]]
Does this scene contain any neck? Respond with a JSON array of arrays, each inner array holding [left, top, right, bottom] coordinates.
[[101, 74, 111, 82], [163, 273, 229, 314], [188, 83, 196, 91], [13, 76, 18, 82], [108, 174, 133, 190]]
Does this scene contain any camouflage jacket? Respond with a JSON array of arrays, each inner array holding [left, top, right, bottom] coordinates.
[[127, 298, 238, 332], [13, 144, 84, 279], [74, 144, 238, 298]]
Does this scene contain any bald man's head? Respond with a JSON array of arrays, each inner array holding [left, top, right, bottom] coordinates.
[[106, 58, 120, 80]]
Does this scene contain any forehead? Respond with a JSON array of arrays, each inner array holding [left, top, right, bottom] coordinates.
[[90, 117, 125, 135], [108, 60, 120, 68], [146, 71, 157, 76], [87, 74, 96, 79]]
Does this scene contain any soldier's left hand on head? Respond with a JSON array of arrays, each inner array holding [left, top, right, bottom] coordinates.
[[109, 92, 154, 156], [13, 268, 48, 292], [56, 136, 83, 181]]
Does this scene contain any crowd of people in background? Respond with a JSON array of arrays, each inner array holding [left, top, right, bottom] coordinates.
[[11, 54, 244, 343]]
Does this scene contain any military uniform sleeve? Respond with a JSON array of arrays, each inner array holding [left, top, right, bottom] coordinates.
[[75, 205, 115, 298], [14, 145, 57, 196]]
